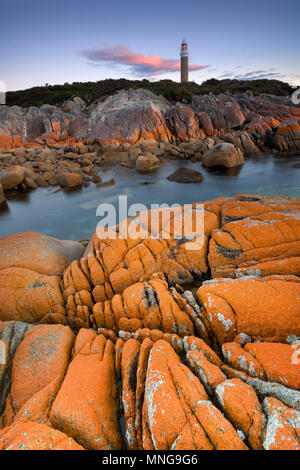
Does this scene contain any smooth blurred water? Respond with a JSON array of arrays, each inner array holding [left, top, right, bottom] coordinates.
[[0, 153, 299, 240]]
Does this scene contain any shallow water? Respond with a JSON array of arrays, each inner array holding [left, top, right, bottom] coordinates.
[[0, 153, 299, 240]]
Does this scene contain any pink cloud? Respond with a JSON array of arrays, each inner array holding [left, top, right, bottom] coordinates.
[[79, 44, 209, 76]]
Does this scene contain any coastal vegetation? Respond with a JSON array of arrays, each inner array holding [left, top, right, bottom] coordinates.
[[6, 78, 294, 107]]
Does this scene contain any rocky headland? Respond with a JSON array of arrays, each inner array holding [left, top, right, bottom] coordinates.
[[0, 194, 299, 450], [0, 88, 299, 202]]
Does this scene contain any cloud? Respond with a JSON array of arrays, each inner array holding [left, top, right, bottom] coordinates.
[[216, 68, 294, 81], [78, 44, 209, 77]]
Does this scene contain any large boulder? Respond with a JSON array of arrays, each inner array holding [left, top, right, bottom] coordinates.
[[0, 324, 74, 427], [196, 275, 300, 346], [202, 143, 244, 168], [135, 154, 160, 173], [0, 166, 25, 190], [0, 231, 85, 276]]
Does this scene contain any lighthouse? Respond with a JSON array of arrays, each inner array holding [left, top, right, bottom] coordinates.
[[180, 39, 189, 83]]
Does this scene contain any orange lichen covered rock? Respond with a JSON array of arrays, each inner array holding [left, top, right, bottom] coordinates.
[[0, 422, 84, 450], [186, 350, 226, 395], [69, 278, 199, 336], [121, 338, 153, 449], [143, 340, 247, 450], [62, 206, 218, 309], [220, 194, 300, 225], [182, 335, 223, 366], [215, 378, 266, 449], [263, 397, 300, 450], [121, 339, 141, 449], [119, 328, 184, 355], [0, 231, 85, 276], [222, 342, 266, 379], [197, 275, 300, 345], [1, 324, 74, 427], [244, 342, 300, 390], [0, 267, 66, 324], [208, 211, 300, 278], [0, 321, 34, 416], [50, 329, 123, 450]]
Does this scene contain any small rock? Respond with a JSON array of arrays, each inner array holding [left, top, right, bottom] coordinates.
[[24, 177, 37, 189], [167, 167, 204, 183], [57, 172, 83, 188], [92, 175, 102, 184], [96, 178, 115, 188], [136, 154, 160, 173]]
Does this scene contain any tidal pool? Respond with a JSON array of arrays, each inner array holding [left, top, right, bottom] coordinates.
[[0, 153, 299, 240]]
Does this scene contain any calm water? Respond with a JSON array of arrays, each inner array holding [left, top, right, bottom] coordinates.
[[0, 153, 299, 241]]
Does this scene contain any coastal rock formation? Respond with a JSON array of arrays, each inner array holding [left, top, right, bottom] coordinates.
[[87, 89, 172, 144], [81, 279, 198, 336], [0, 89, 299, 155], [4, 323, 299, 450], [62, 206, 218, 323], [0, 193, 299, 450]]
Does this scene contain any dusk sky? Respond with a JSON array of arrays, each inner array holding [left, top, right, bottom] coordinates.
[[1, 0, 299, 91]]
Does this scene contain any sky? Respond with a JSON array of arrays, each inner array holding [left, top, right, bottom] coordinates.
[[1, 0, 299, 91]]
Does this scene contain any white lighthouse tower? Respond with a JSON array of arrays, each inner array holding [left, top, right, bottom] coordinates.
[[180, 38, 189, 83]]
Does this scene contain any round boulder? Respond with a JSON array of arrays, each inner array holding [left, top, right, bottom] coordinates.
[[167, 167, 204, 183], [0, 231, 86, 275], [57, 172, 83, 188], [136, 154, 160, 173], [202, 143, 244, 168], [0, 165, 25, 190]]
